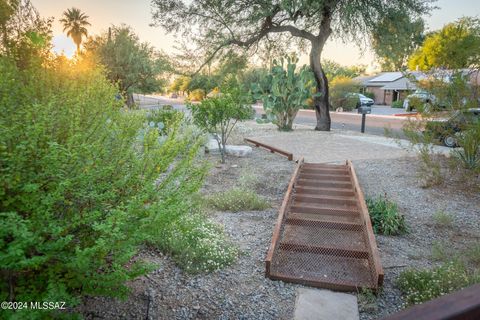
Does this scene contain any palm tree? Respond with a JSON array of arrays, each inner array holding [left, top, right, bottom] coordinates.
[[59, 7, 91, 53]]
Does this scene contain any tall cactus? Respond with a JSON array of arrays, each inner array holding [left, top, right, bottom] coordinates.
[[252, 56, 315, 131]]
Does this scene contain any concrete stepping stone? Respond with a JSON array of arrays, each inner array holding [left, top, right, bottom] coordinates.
[[294, 288, 359, 320]]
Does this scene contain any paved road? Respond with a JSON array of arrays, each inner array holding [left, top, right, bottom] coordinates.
[[293, 108, 405, 136], [135, 94, 407, 137]]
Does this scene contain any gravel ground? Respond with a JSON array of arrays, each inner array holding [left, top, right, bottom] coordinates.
[[77, 122, 480, 319], [355, 157, 480, 319]]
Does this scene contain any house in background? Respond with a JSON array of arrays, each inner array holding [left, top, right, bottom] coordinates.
[[355, 72, 417, 105], [356, 69, 480, 106]]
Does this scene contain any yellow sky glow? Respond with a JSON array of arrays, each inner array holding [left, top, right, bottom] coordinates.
[[51, 35, 76, 58], [32, 0, 480, 69]]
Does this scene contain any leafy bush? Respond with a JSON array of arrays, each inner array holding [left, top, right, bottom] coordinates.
[[252, 56, 314, 131], [330, 76, 361, 111], [188, 80, 253, 163], [146, 109, 184, 135], [157, 213, 238, 273], [397, 261, 479, 306], [366, 195, 407, 235], [344, 95, 360, 111], [188, 74, 218, 94], [207, 188, 270, 212], [391, 100, 404, 108], [86, 25, 168, 107], [0, 57, 230, 318], [405, 96, 424, 111], [189, 88, 205, 101]]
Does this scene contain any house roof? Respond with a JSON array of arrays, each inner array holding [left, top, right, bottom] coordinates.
[[356, 69, 478, 90], [381, 77, 417, 91], [353, 74, 378, 86], [370, 72, 404, 83], [355, 72, 405, 87]]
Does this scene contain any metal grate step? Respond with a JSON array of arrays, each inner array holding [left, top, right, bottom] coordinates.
[[266, 159, 384, 291]]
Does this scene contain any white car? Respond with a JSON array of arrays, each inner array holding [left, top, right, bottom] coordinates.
[[403, 90, 437, 111], [347, 93, 374, 108]]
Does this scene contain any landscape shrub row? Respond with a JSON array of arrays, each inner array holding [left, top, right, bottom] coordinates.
[[0, 57, 235, 318]]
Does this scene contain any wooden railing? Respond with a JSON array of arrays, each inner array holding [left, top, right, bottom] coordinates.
[[265, 157, 304, 275], [244, 138, 293, 161]]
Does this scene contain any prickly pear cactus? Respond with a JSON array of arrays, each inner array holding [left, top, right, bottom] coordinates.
[[252, 56, 315, 131]]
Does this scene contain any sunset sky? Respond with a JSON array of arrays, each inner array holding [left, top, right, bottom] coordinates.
[[32, 0, 480, 68]]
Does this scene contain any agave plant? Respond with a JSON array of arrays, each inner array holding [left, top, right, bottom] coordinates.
[[454, 123, 480, 171]]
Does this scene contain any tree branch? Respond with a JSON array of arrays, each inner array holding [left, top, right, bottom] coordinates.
[[189, 9, 316, 76]]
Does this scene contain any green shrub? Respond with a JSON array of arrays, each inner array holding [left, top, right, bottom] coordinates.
[[453, 121, 480, 172], [189, 88, 205, 101], [188, 80, 253, 163], [392, 100, 404, 108], [157, 214, 238, 273], [330, 76, 361, 111], [397, 261, 479, 306], [0, 57, 230, 318], [146, 109, 184, 135], [406, 96, 423, 111], [343, 95, 360, 111], [207, 188, 270, 212], [366, 195, 407, 235], [432, 210, 454, 227]]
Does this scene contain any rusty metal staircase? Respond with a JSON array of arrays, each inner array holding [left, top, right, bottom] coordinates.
[[266, 158, 384, 291]]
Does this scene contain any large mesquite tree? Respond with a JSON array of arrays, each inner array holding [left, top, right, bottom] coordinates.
[[151, 0, 434, 131]]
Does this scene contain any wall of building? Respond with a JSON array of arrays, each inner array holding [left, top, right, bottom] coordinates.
[[365, 87, 413, 106], [366, 87, 385, 105]]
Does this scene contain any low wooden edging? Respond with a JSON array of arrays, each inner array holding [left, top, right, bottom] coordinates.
[[383, 284, 480, 320], [244, 138, 293, 161], [346, 160, 384, 287], [265, 157, 304, 275]]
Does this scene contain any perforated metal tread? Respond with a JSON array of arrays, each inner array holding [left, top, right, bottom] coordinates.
[[266, 160, 384, 291]]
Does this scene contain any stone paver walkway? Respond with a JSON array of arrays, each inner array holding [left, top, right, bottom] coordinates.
[[294, 288, 359, 320]]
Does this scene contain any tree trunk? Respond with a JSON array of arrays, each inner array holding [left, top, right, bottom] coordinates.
[[126, 92, 135, 108], [218, 134, 226, 164], [310, 41, 331, 131]]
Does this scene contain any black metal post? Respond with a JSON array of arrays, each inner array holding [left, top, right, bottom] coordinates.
[[361, 113, 366, 133]]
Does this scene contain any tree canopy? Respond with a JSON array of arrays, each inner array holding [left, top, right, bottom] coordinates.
[[85, 25, 171, 106], [151, 0, 434, 131], [372, 11, 424, 71], [322, 59, 365, 80], [408, 17, 480, 71], [0, 0, 52, 68]]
